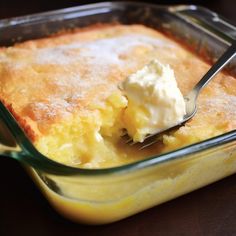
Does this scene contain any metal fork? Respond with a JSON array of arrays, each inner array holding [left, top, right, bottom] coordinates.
[[124, 40, 236, 149]]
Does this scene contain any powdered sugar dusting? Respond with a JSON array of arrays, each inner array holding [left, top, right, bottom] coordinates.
[[1, 32, 175, 124], [28, 34, 174, 120], [34, 34, 171, 65], [1, 25, 235, 135]]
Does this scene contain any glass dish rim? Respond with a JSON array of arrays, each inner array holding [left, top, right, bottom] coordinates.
[[0, 1, 236, 176]]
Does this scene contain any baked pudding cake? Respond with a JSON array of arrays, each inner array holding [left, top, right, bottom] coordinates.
[[0, 24, 235, 168]]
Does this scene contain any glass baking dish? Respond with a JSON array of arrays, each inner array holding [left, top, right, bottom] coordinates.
[[0, 1, 236, 224]]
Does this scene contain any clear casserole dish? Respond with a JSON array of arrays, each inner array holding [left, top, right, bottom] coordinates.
[[0, 1, 236, 224]]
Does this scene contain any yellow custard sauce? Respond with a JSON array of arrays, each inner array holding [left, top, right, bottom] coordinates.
[[30, 144, 236, 224]]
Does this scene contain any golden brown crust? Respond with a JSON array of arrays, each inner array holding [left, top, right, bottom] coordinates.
[[0, 98, 37, 141], [0, 24, 235, 142]]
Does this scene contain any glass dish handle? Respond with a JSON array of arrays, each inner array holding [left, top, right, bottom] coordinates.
[[0, 118, 21, 157], [170, 5, 236, 42]]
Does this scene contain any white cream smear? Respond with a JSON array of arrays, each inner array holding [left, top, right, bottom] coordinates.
[[122, 59, 186, 142]]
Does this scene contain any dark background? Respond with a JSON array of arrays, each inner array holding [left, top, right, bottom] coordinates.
[[0, 1, 236, 236], [0, 0, 236, 24]]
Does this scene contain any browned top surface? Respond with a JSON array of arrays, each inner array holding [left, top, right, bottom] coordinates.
[[0, 24, 236, 141]]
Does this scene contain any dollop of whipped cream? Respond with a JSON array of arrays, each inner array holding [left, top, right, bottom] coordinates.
[[121, 59, 186, 142]]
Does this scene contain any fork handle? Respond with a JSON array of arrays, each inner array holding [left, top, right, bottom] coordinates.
[[193, 40, 236, 95]]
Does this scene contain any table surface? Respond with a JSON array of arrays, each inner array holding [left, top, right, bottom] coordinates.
[[0, 1, 236, 235]]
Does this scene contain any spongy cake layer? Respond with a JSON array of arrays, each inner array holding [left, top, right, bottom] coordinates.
[[0, 24, 235, 167]]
